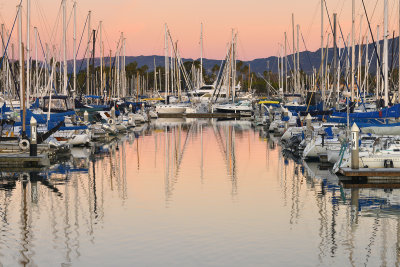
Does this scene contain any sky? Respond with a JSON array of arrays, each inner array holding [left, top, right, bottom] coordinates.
[[0, 0, 399, 61]]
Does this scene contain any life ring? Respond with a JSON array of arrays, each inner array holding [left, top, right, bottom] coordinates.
[[108, 118, 114, 125], [19, 139, 30, 150]]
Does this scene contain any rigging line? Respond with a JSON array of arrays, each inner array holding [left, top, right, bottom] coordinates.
[[361, 0, 385, 98], [299, 30, 313, 72], [48, 1, 63, 49], [37, 31, 58, 96], [33, 0, 52, 42], [0, 0, 21, 71]]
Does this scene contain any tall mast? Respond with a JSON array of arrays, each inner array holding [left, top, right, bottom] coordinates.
[[26, 0, 30, 104], [364, 34, 369, 100], [200, 23, 203, 86], [284, 32, 288, 93], [62, 0, 67, 95], [73, 2, 77, 99], [164, 24, 169, 100], [292, 14, 296, 93], [297, 24, 300, 94], [333, 13, 338, 108], [398, 0, 400, 103], [87, 11, 91, 96], [376, 25, 380, 100], [351, 0, 355, 101], [154, 57, 157, 92], [123, 33, 126, 97], [35, 27, 38, 97], [321, 0, 324, 100], [383, 0, 388, 107], [99, 21, 103, 97], [18, 4, 23, 104], [357, 16, 363, 106]]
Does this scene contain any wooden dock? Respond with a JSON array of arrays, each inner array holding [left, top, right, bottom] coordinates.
[[339, 167, 400, 177], [158, 113, 241, 119], [0, 153, 50, 167]]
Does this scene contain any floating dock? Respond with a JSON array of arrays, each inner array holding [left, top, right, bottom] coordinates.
[[339, 167, 400, 177], [0, 153, 50, 167], [158, 113, 241, 119]]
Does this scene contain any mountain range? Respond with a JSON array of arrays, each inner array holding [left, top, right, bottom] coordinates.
[[68, 36, 400, 76]]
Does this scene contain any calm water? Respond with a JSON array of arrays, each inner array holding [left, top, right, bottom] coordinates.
[[1, 119, 400, 266]]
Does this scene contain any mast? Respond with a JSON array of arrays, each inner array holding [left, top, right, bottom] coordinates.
[[292, 14, 296, 93], [376, 25, 380, 101], [297, 24, 300, 94], [62, 0, 67, 95], [333, 13, 338, 108], [383, 0, 388, 107], [122, 32, 126, 97], [357, 16, 363, 106], [73, 2, 77, 99], [284, 32, 288, 93], [351, 0, 355, 101], [18, 4, 23, 104], [99, 21, 103, 97], [200, 23, 203, 86], [27, 0, 30, 105], [399, 0, 400, 103], [364, 34, 369, 100], [35, 27, 38, 98], [321, 0, 324, 100], [87, 11, 91, 96], [164, 24, 169, 100], [154, 57, 157, 92]]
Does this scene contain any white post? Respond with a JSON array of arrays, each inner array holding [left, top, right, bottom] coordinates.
[[351, 123, 359, 169], [384, 0, 389, 107]]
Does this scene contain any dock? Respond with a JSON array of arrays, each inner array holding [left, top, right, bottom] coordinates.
[[158, 113, 241, 119], [0, 153, 50, 167], [339, 167, 400, 177]]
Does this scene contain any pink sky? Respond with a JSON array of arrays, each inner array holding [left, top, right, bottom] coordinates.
[[0, 0, 399, 61]]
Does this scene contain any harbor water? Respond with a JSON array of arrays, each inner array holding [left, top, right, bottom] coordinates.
[[0, 119, 399, 266]]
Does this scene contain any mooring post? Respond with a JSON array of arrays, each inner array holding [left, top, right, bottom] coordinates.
[[351, 123, 359, 169], [269, 107, 273, 123], [84, 110, 89, 123], [283, 108, 289, 130], [30, 116, 37, 157]]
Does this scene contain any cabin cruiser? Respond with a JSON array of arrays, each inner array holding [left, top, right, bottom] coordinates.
[[213, 100, 252, 116]]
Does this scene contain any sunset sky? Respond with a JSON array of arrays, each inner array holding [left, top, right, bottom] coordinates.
[[0, 0, 399, 61]]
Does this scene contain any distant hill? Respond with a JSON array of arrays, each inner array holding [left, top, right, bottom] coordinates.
[[68, 36, 400, 75]]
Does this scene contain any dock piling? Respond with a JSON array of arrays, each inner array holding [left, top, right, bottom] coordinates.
[[351, 123, 359, 169]]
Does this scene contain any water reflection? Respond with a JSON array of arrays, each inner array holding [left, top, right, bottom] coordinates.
[[2, 120, 400, 265]]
